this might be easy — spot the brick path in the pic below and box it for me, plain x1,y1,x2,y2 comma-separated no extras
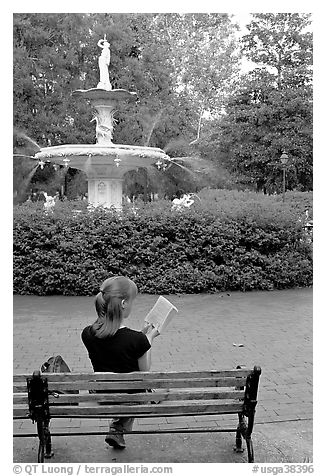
13,288,312,435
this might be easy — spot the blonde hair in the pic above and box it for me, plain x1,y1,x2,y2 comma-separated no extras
91,276,138,338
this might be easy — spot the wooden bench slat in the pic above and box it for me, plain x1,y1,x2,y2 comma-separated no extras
13,369,250,383
13,401,243,418
13,389,245,405
14,376,247,393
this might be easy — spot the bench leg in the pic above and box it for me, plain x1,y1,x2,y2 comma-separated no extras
234,413,245,453
44,421,54,459
234,427,244,453
36,420,45,463
234,413,255,462
246,436,254,463
36,419,54,462
246,409,256,463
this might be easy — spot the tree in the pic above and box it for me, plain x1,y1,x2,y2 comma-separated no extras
241,13,312,89
213,13,313,192
156,14,240,112
13,13,94,146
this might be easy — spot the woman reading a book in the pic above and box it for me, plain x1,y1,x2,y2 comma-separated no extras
81,276,159,449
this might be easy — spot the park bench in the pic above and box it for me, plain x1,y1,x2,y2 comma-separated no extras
13,366,261,463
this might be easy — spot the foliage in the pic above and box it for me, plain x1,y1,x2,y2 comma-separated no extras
13,14,93,146
13,191,312,295
198,13,313,193
241,13,312,88
217,70,312,192
155,14,240,115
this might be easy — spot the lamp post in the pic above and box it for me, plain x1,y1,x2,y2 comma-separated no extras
280,151,289,202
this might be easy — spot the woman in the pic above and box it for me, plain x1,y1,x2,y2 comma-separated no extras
81,276,159,449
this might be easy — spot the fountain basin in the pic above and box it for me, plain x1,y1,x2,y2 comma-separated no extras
35,144,169,208
72,88,138,102
35,144,169,177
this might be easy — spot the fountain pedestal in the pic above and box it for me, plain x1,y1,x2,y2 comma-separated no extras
88,178,123,208
70,88,138,209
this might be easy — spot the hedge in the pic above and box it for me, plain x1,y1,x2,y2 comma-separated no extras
13,191,313,295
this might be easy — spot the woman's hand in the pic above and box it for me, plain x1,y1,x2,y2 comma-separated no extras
142,323,160,337
147,325,160,339
142,323,160,343
141,323,152,334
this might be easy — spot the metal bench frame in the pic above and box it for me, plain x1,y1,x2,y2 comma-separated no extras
14,366,261,463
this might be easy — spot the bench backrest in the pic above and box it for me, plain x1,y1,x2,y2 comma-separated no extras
13,367,261,420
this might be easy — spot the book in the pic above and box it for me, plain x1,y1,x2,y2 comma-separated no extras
144,296,178,334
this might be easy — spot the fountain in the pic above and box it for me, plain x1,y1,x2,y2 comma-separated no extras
35,35,170,209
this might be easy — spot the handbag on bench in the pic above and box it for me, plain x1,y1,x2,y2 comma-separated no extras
41,355,78,405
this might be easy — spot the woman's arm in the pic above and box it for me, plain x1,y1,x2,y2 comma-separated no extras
138,326,159,371
138,348,152,371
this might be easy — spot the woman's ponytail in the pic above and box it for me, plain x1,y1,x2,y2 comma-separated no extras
105,295,123,335
91,276,137,338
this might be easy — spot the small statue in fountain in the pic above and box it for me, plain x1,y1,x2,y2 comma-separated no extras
91,115,113,144
97,35,112,91
43,192,56,213
172,194,195,211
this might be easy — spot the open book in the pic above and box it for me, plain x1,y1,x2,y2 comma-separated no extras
144,296,178,334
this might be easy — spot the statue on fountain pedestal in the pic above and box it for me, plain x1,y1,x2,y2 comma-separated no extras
97,35,112,91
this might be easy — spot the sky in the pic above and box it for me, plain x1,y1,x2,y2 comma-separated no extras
231,13,256,73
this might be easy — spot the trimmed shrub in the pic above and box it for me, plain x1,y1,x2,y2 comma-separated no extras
13,191,312,295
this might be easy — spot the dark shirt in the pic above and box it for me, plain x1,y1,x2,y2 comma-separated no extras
81,325,151,373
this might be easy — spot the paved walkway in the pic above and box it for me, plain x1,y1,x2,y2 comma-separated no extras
13,288,313,462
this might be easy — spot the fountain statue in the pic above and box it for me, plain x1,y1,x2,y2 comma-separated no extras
35,36,170,209
97,35,112,91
